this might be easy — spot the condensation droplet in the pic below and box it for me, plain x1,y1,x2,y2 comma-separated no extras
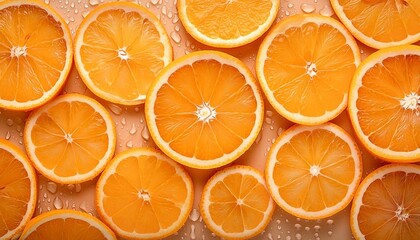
172,14,179,24
255,131,262,144
305,226,310,231
70,2,75,8
89,0,99,6
285,10,290,16
107,103,123,115
5,131,10,140
314,225,321,231
170,31,181,44
301,3,315,13
151,0,159,4
75,183,82,193
129,124,137,135
296,233,302,240
265,117,273,125
287,3,293,8
190,224,196,239
141,126,150,141
189,208,200,222
46,182,57,194
266,110,273,117
53,197,63,209
320,5,334,17
6,118,13,126
43,193,48,199
67,184,75,191
82,11,90,18
277,127,284,136
126,140,133,148
44,0,50,4
161,6,167,15
121,117,126,126
294,223,301,230
79,201,89,212
327,219,334,225
328,231,333,236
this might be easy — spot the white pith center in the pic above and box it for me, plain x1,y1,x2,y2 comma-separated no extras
64,133,73,143
310,165,321,176
306,62,317,78
196,102,216,123
118,47,129,60
11,46,27,57
237,198,244,205
139,190,150,202
400,92,419,116
395,205,409,221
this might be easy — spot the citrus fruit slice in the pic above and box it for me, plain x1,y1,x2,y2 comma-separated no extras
96,147,193,239
351,163,420,240
177,0,280,48
24,93,116,184
0,0,73,111
0,139,37,239
74,1,172,105
330,0,420,49
145,50,264,169
265,123,362,219
19,209,116,240
256,13,361,125
348,45,420,163
200,165,274,239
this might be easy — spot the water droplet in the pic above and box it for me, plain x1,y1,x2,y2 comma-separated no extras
287,3,293,8
190,224,196,239
79,201,89,212
107,103,123,115
277,127,284,136
44,0,50,4
301,3,315,13
314,225,321,231
305,226,310,231
328,231,333,236
172,15,179,24
294,223,301,230
285,10,290,16
265,117,273,125
161,6,167,15
189,208,200,222
296,233,302,240
266,110,273,117
75,183,82,193
255,131,262,143
43,193,48,199
5,131,10,140
53,197,63,209
67,184,75,191
70,2,75,8
121,117,126,126
151,0,159,4
268,233,273,240
170,31,181,44
141,126,150,141
327,219,334,225
320,5,334,17
89,0,99,6
126,140,133,148
82,11,89,18
129,124,137,135
6,118,13,126
167,11,173,18
46,182,57,194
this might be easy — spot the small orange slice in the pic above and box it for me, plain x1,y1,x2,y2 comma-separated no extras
96,147,194,239
0,0,73,110
74,1,172,105
256,14,361,125
351,163,420,240
145,50,264,169
0,139,37,239
265,123,362,219
19,209,116,240
348,45,420,162
200,165,274,239
24,93,116,184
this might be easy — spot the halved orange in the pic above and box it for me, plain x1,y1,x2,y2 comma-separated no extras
24,93,116,184
0,139,37,239
96,147,194,239
351,163,420,240
200,165,274,239
74,1,172,105
145,50,264,169
256,14,361,125
177,0,280,48
0,0,73,110
19,209,116,239
265,122,362,219
330,0,420,49
348,45,420,163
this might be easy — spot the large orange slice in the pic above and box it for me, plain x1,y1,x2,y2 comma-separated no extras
96,147,194,239
145,50,264,169
348,45,420,162
0,139,37,239
0,0,73,110
74,1,172,105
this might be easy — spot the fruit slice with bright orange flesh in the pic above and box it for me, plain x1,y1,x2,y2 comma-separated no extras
265,123,362,219
145,50,264,169
351,163,420,240
256,14,361,125
24,93,116,184
0,0,73,111
330,0,420,49
0,139,37,239
74,1,172,105
96,147,193,239
19,209,116,240
200,165,274,239
177,0,280,48
348,45,420,163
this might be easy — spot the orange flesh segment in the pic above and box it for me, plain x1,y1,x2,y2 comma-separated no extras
30,101,110,177
153,59,257,160
263,22,356,117
356,54,420,152
273,129,355,212
80,9,167,101
102,155,189,233
0,4,66,103
358,171,420,239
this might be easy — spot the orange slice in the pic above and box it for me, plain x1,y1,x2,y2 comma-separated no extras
19,209,116,239
330,0,420,49
351,163,420,240
177,0,280,48
256,13,361,125
348,45,420,163
24,93,116,184
74,1,172,105
265,123,362,219
0,0,73,111
0,139,37,239
145,50,264,169
200,165,274,239
96,147,193,239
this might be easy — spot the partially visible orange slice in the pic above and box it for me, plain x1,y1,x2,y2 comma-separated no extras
0,0,73,110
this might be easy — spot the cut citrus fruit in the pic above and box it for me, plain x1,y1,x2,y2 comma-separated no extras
177,0,280,48
19,209,116,239
256,13,361,125
265,122,362,219
351,163,420,240
24,93,116,184
200,165,274,239
96,147,194,239
0,0,73,111
348,45,420,163
74,1,172,105
0,139,37,240
145,50,264,169
330,0,420,49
